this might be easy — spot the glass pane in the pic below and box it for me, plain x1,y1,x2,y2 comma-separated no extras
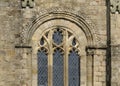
53,28,63,45
72,38,76,46
53,48,64,86
40,37,44,45
37,48,48,86
69,49,80,86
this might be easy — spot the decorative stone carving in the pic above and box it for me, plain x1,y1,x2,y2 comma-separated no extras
110,0,120,13
21,7,96,45
21,0,34,8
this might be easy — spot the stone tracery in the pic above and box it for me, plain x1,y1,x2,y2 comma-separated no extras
37,27,80,86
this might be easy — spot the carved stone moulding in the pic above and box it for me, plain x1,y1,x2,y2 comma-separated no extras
20,7,99,48
110,0,120,13
21,0,34,8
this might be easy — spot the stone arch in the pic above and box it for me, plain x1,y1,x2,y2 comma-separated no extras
23,10,96,47
23,9,97,86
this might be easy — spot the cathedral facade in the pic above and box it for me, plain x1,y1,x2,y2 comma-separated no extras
0,0,120,86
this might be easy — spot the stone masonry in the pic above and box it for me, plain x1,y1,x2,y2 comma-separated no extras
0,0,119,86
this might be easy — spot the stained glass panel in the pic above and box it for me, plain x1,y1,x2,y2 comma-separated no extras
37,48,48,86
72,38,76,46
40,37,44,45
53,48,64,86
69,49,80,86
53,28,63,45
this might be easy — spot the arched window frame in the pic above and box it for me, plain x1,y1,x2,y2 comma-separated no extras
37,27,81,86
28,11,95,86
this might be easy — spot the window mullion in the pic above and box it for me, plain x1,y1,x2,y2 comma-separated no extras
48,30,53,86
64,30,69,86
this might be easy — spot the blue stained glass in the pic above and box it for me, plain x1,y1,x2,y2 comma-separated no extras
40,37,44,45
53,48,64,86
37,48,48,86
69,49,80,86
53,29,63,45
72,38,76,46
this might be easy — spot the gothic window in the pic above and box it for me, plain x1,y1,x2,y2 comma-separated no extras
37,27,80,86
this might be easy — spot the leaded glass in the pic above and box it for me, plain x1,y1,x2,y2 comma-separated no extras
37,48,48,86
53,48,64,86
69,49,80,86
40,37,44,45
53,28,63,45
37,27,81,86
72,38,76,46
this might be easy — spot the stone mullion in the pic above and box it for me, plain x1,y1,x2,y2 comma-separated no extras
48,30,53,86
64,30,69,86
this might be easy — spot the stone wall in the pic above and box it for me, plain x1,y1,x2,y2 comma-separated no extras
111,14,120,86
0,0,108,86
93,50,106,86
0,0,21,86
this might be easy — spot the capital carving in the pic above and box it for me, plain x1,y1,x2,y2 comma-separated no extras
110,0,120,13
21,0,34,8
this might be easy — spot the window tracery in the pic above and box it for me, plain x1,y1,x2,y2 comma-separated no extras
37,27,80,86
